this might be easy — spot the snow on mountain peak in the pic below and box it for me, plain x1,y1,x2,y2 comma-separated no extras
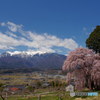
5,50,47,56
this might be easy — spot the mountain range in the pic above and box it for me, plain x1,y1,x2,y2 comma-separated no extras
0,51,66,71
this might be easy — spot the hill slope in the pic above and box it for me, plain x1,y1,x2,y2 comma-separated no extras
0,52,66,70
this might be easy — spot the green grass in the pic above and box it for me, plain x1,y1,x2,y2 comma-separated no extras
0,91,99,100
0,96,75,100
0,96,99,100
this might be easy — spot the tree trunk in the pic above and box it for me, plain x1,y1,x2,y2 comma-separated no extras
0,95,5,100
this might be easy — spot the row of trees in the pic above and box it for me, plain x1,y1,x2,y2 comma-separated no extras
63,26,100,90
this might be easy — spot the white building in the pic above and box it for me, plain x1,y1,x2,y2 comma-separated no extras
66,84,74,92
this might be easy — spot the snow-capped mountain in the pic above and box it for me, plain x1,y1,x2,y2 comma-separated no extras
0,51,47,58
0,51,66,70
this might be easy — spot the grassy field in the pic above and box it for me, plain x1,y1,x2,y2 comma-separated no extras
0,96,74,100
0,96,99,100
0,92,99,100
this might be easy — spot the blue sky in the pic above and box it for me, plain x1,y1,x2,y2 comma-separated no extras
0,0,100,55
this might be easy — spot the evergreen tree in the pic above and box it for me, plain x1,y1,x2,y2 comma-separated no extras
86,26,100,53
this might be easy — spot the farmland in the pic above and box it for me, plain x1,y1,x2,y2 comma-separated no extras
0,70,99,100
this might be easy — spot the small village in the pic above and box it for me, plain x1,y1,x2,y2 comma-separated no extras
0,70,67,98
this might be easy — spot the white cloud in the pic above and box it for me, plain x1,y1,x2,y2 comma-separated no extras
0,44,15,50
5,31,17,38
0,21,79,53
7,22,23,32
0,22,23,32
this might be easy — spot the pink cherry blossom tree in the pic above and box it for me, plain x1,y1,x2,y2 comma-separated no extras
62,48,100,90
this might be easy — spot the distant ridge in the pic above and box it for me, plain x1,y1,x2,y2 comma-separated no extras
0,51,66,70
